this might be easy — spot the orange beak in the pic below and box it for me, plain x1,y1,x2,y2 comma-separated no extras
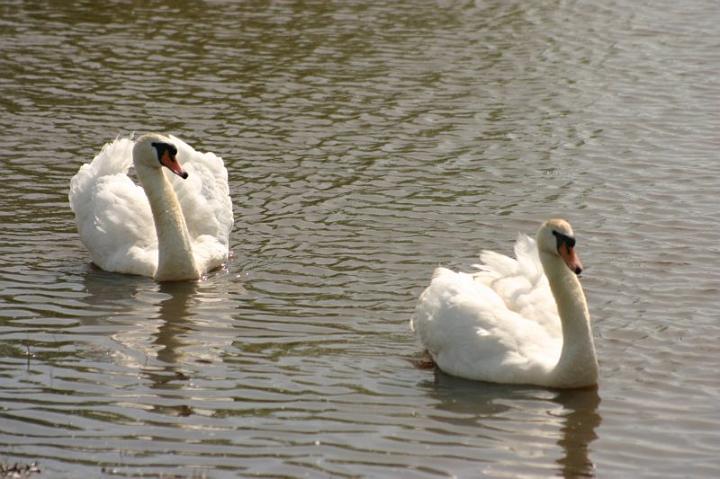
559,243,583,275
159,150,188,179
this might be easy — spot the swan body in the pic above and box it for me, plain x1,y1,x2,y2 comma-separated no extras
69,133,233,281
412,219,598,388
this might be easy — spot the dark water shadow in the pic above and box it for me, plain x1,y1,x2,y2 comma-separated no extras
422,369,601,478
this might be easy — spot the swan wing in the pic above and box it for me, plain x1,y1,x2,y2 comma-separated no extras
69,138,157,276
413,267,559,383
165,135,234,273
471,234,561,338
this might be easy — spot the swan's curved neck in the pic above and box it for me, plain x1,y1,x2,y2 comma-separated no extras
136,163,199,281
540,252,598,388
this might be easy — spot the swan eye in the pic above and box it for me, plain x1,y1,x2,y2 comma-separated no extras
151,142,178,161
552,230,576,249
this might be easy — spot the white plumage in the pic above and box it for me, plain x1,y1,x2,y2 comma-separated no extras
69,134,233,281
412,220,598,388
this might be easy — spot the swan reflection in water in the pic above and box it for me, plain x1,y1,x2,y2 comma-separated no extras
143,281,203,418
421,371,601,478
553,387,601,478
153,281,201,365
78,269,241,418
80,270,236,375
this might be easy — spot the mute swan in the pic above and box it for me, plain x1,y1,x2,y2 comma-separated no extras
412,219,598,388
69,133,233,281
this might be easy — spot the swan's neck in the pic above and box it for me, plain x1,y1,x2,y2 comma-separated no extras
540,252,598,388
136,164,199,281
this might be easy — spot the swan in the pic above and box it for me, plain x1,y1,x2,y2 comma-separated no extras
412,219,598,388
69,133,233,281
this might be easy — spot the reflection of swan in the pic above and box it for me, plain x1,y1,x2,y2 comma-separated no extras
76,270,241,420
69,133,233,281
421,369,601,478
154,281,199,365
412,219,598,388
554,388,602,478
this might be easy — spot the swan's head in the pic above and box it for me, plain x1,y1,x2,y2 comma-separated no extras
536,219,583,275
133,133,188,179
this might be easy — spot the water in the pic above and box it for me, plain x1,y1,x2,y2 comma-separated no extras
1,0,719,477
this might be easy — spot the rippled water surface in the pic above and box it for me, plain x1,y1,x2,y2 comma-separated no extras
1,0,719,477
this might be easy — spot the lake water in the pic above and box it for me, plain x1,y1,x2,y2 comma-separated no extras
1,0,719,477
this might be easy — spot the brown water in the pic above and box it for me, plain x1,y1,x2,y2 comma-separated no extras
1,1,719,477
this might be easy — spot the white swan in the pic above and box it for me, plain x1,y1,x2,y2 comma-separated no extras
69,133,233,281
412,219,598,388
